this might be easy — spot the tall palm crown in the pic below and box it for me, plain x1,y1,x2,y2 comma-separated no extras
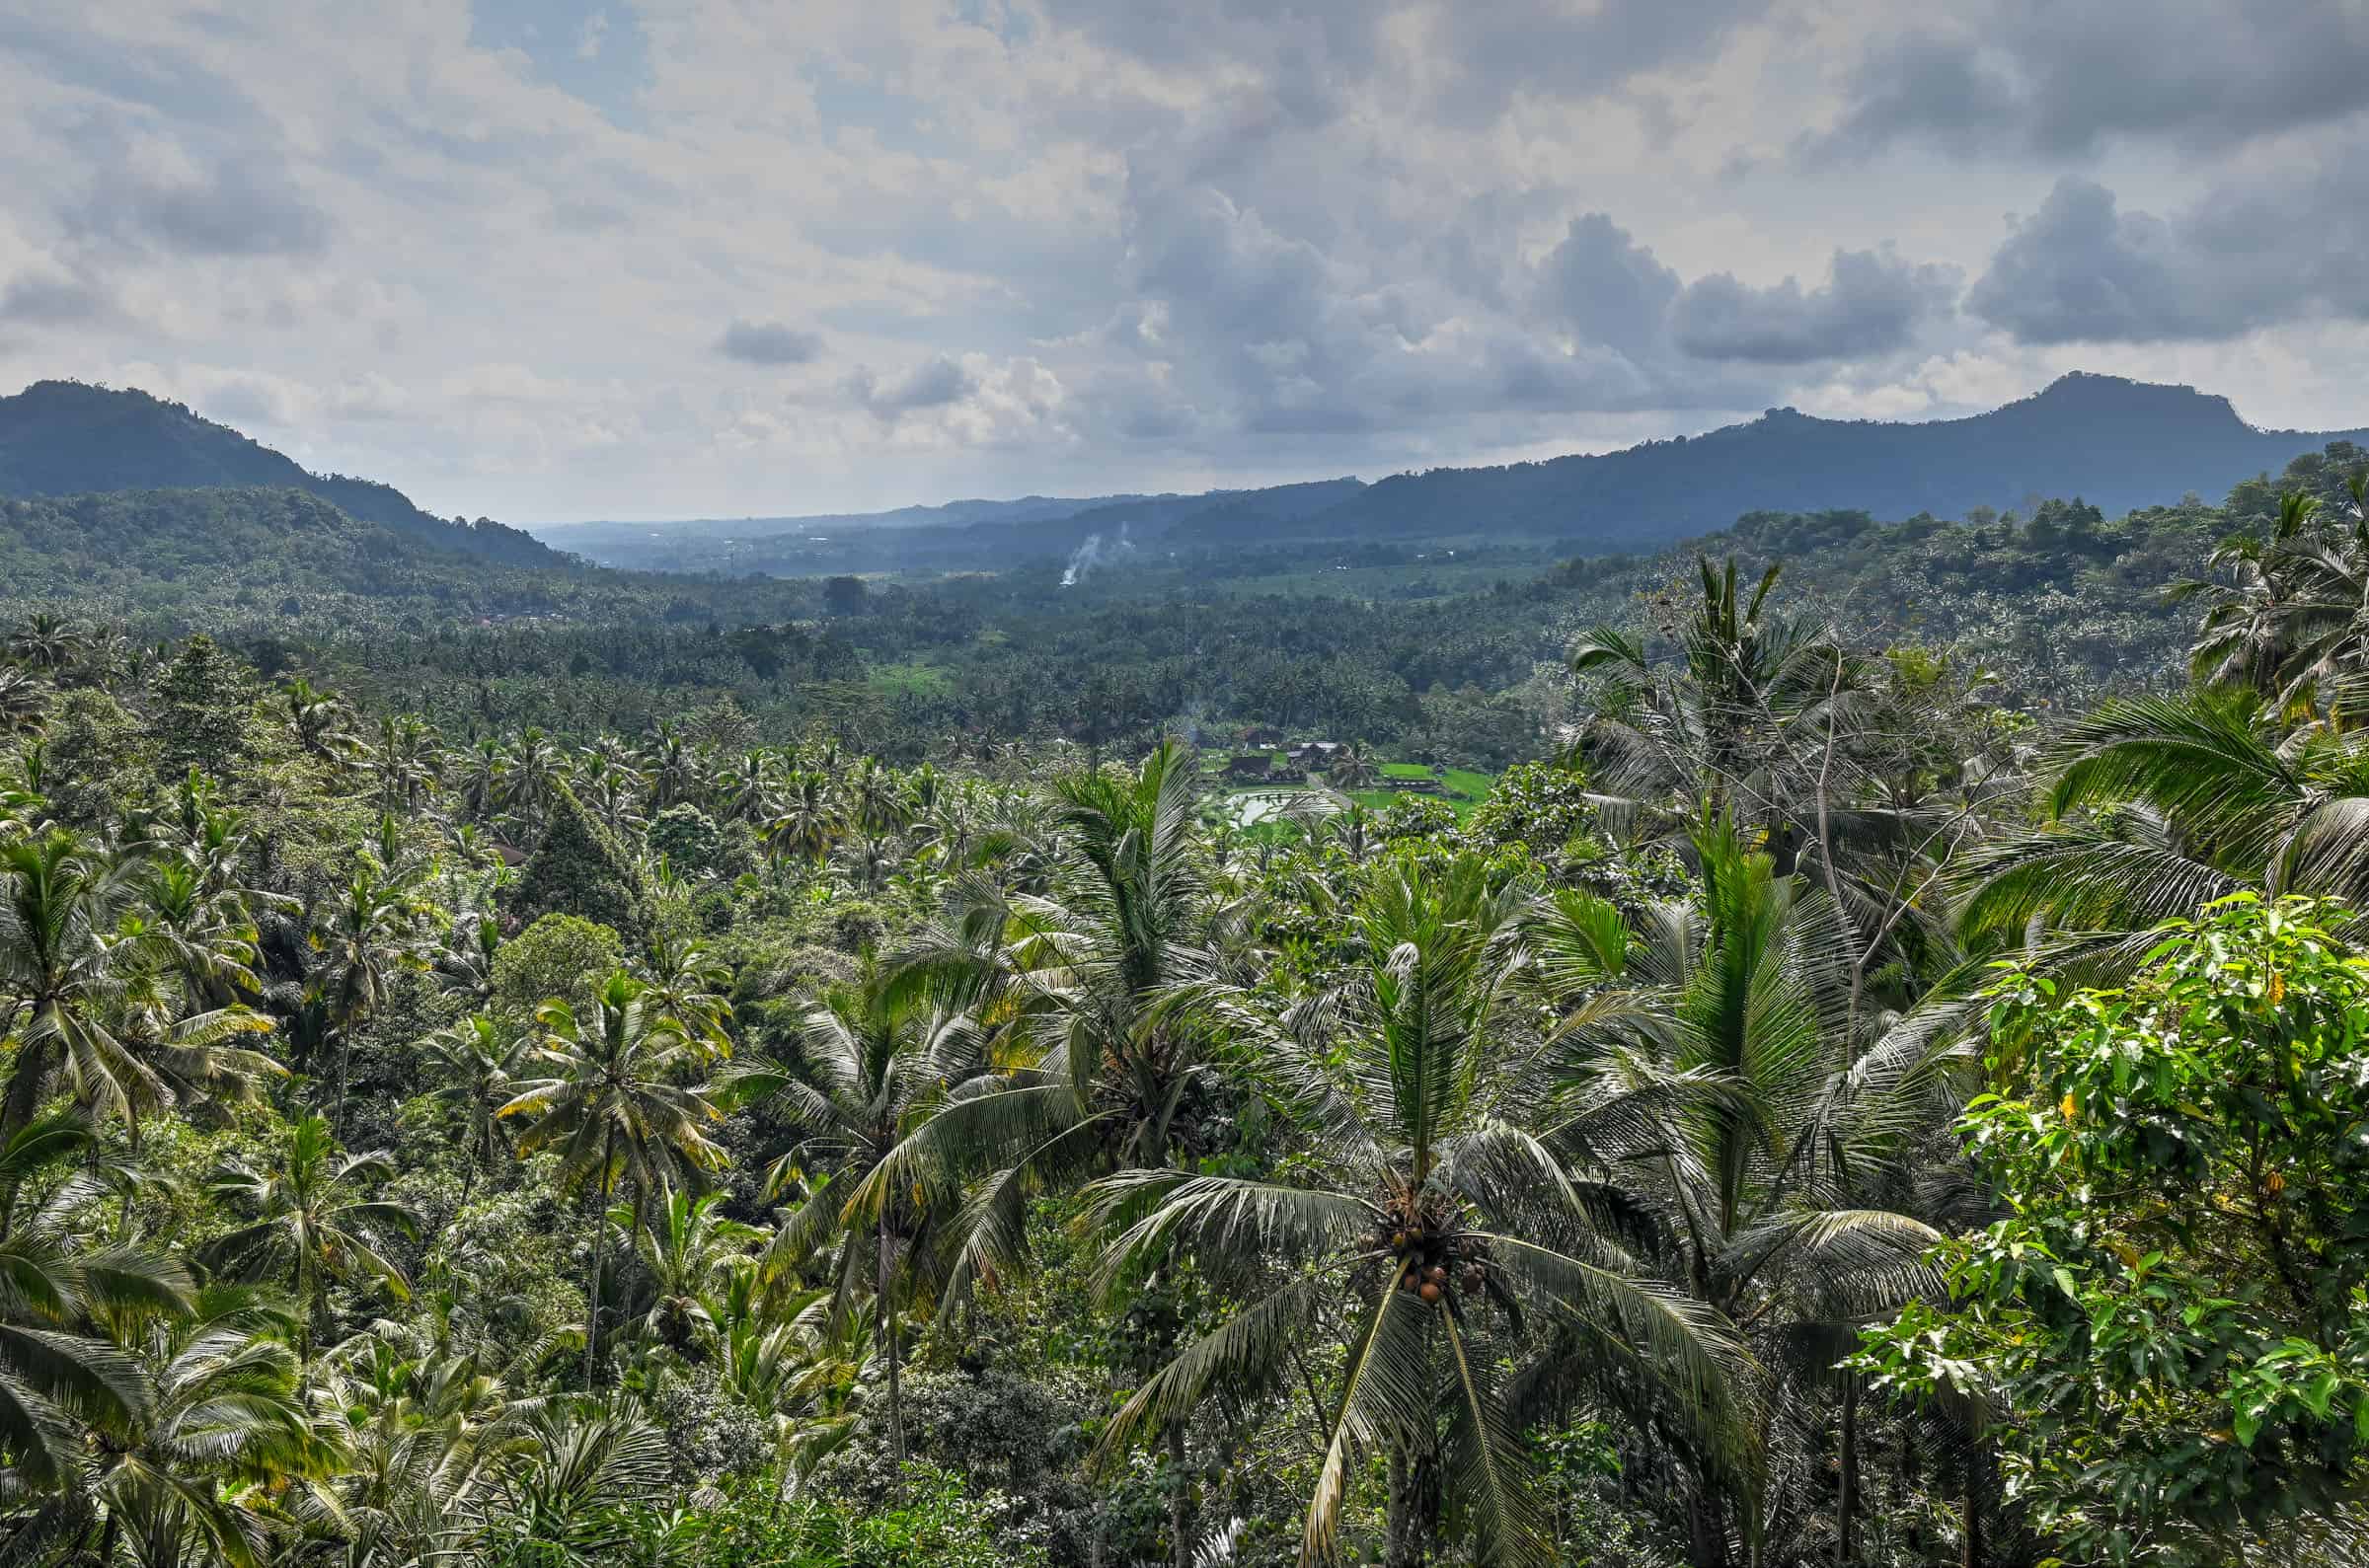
0,1114,194,1501
87,1287,327,1568
497,970,726,1384
1950,694,2369,956
2177,484,2369,709
1094,859,1747,1568
762,770,844,867
860,739,1226,1310
420,1011,527,1202
316,859,436,1130
1572,558,2006,1014
732,968,982,1461
369,712,443,813
1551,824,1955,1561
0,666,50,737
281,676,364,769
0,830,154,1136
200,1113,419,1359
1571,559,1845,842
8,612,85,673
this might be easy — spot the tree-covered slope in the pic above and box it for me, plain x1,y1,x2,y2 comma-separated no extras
0,380,558,565
1303,372,2369,550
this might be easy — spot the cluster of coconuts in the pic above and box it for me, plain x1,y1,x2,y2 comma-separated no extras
1377,1223,1487,1306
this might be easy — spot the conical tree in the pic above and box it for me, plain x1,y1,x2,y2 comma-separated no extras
509,784,645,938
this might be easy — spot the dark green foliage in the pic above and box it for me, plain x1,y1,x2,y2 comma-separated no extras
151,633,251,780
509,784,646,936
649,803,728,880
492,912,626,1015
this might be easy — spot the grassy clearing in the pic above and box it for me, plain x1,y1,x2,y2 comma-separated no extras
1346,763,1497,820
867,660,953,697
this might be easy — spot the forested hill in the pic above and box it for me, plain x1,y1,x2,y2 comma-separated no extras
0,380,559,566
540,372,2369,575
1303,372,2369,549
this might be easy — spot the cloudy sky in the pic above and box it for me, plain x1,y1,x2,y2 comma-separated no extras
2,1,2364,522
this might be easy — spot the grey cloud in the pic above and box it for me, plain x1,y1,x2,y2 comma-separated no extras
1967,170,2369,344
1818,3,2369,161
1447,1,1774,112
1671,249,1959,363
0,272,111,328
1967,180,2201,343
849,355,977,416
716,320,824,365
65,146,331,258
1108,172,1800,443
1537,214,1679,366
1043,1,1771,122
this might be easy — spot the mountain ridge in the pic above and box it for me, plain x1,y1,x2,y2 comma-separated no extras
0,380,560,567
539,373,2369,574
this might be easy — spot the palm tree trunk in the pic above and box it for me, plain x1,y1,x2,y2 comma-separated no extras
1167,1422,1191,1568
295,1245,314,1365
878,1214,903,1464
1689,1492,1733,1568
1387,1444,1414,1568
584,1127,616,1389
1838,1373,1860,1567
1961,1435,1988,1568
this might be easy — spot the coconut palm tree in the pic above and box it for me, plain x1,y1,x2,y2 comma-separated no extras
281,676,364,770
63,964,278,1157
1949,693,2369,958
85,1286,326,1568
315,860,437,1133
727,968,982,1464
369,712,443,815
2177,489,2369,711
455,738,507,827
1092,857,1749,1568
419,1012,527,1207
762,770,844,869
614,1182,767,1353
846,757,910,839
200,1114,420,1363
0,829,152,1138
0,665,50,735
1329,741,1379,790
470,1396,673,1567
503,728,565,839
577,754,649,840
8,612,84,673
133,858,264,1010
859,740,1229,1314
0,1113,193,1516
310,1308,540,1565
497,970,727,1387
1545,822,1957,1564
635,931,734,1058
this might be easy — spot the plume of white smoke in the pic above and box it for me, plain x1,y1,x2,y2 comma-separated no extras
1060,521,1136,587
